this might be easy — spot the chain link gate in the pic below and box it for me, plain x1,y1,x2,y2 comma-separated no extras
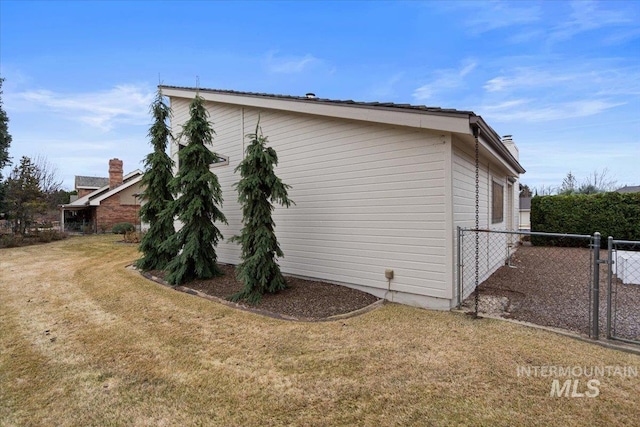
457,229,640,346
606,237,640,345
459,117,638,344
457,228,597,336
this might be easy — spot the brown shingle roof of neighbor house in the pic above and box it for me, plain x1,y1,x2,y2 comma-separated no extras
159,85,525,175
75,175,109,189
616,185,640,193
520,196,532,210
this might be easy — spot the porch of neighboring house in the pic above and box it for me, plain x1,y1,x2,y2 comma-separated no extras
61,206,96,233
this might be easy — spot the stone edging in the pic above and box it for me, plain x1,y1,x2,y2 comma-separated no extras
127,265,384,322
451,309,640,356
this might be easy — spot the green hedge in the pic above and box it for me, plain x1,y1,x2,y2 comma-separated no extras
531,192,640,246
112,222,135,235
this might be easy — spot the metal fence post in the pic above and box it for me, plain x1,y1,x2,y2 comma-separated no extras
457,226,462,308
592,232,600,340
606,236,613,340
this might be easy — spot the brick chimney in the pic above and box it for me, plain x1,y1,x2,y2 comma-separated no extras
109,158,123,189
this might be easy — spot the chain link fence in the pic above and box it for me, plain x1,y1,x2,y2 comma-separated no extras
458,229,595,335
607,238,640,344
457,228,640,344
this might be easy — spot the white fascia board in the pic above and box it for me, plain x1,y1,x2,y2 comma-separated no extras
59,204,89,210
161,87,471,135
89,174,143,206
123,169,143,181
68,190,103,206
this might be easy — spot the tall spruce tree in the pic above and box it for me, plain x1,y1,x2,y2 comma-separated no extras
136,89,177,271
0,78,13,212
230,121,293,304
165,94,227,285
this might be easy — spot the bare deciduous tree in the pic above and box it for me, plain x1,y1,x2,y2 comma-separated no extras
579,168,617,194
32,154,63,194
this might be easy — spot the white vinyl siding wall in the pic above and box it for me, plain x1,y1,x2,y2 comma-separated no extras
170,99,450,301
452,137,511,300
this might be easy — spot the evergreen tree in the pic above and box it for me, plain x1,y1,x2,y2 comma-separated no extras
559,171,577,195
5,156,46,234
136,90,177,271
230,121,293,304
519,183,532,198
165,94,227,285
0,78,13,212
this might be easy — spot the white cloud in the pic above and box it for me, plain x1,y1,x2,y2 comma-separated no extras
450,1,542,35
483,99,624,122
265,51,319,74
412,85,433,101
412,60,477,101
549,0,634,42
459,62,477,77
602,27,640,45
481,64,640,122
483,68,576,93
368,72,404,99
11,84,154,131
482,99,529,110
483,61,640,96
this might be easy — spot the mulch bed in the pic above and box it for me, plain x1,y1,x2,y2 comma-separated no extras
464,244,640,341
145,264,381,321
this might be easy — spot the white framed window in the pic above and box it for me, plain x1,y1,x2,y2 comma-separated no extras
178,143,228,169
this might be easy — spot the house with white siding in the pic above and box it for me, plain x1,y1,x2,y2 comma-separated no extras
159,86,525,309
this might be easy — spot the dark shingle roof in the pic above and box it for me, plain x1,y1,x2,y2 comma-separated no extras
159,86,476,117
616,185,640,193
75,176,109,189
520,197,532,210
159,85,526,175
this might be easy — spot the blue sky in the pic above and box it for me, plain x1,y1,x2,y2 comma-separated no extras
1,0,638,191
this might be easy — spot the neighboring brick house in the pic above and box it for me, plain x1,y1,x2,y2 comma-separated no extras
60,159,144,232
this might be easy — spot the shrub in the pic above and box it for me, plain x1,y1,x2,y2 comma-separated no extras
124,230,141,243
0,234,22,248
531,192,640,246
0,230,67,248
36,230,68,243
112,222,135,235
38,230,54,243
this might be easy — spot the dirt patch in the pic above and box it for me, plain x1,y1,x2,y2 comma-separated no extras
145,264,381,321
463,244,640,341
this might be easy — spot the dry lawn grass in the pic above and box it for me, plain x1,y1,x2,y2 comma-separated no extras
1,235,639,426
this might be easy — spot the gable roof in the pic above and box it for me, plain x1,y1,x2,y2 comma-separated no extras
159,85,525,175
63,170,143,207
75,175,109,189
520,196,532,210
616,185,640,193
162,86,478,116
88,171,143,206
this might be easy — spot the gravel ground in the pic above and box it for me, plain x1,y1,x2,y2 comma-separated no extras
146,264,380,321
463,244,640,341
